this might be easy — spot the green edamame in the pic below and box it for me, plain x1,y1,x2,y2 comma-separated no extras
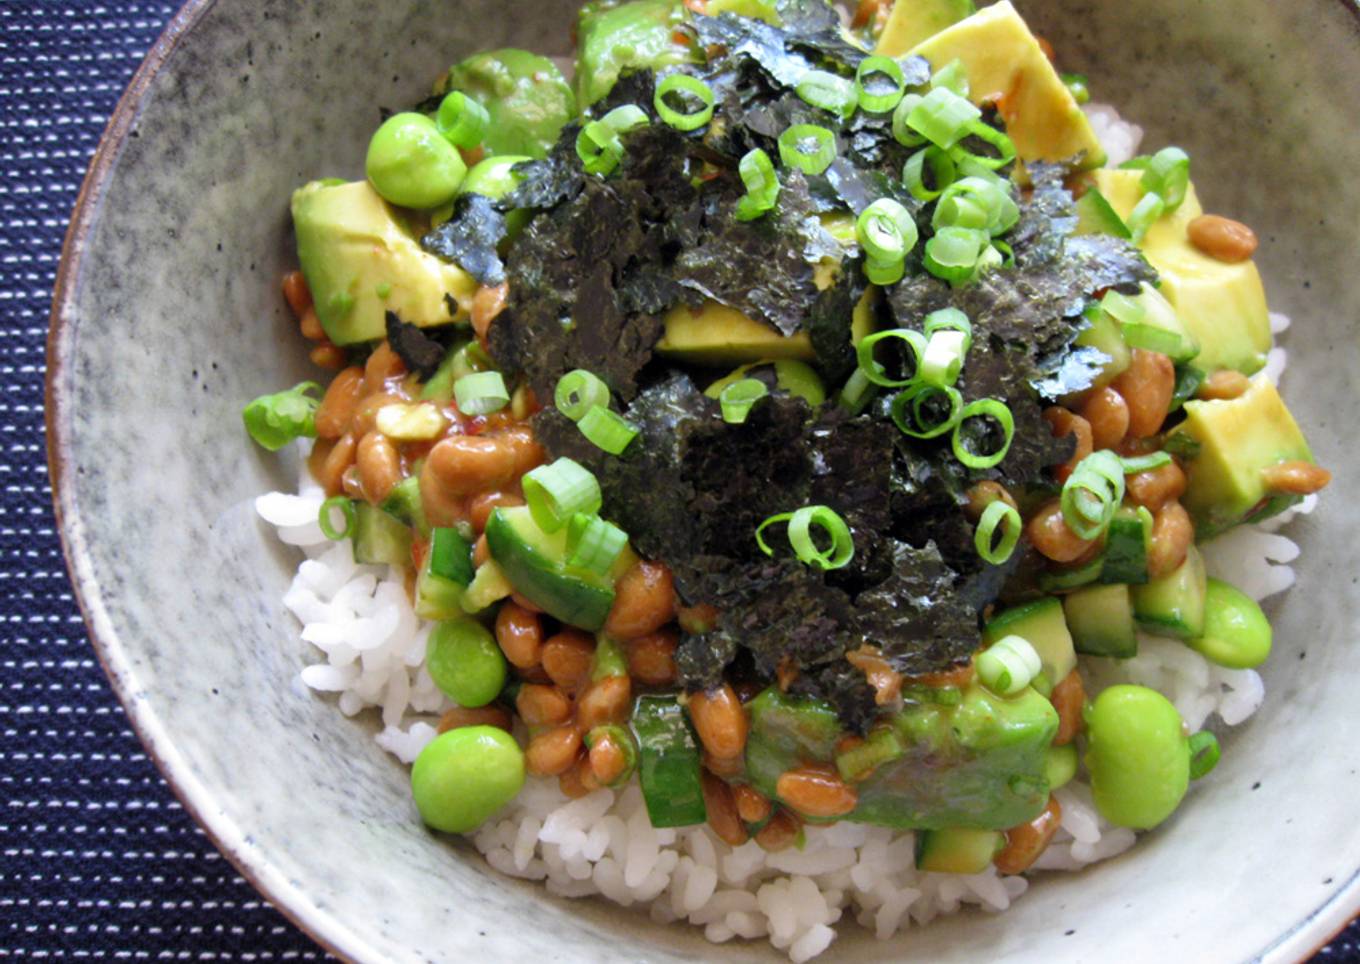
411,726,524,833
1186,578,1272,669
365,112,466,209
1084,684,1190,829
426,619,507,708
461,154,533,201
1045,742,1078,791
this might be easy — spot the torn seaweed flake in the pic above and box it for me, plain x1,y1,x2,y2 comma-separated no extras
384,312,446,379
421,193,508,286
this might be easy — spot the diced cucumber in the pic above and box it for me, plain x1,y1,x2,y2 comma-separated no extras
1063,583,1137,658
1074,187,1131,239
1073,305,1130,389
982,597,1076,695
916,827,1004,874
632,695,707,828
1045,743,1078,791
352,502,412,567
1132,545,1207,640
835,725,904,784
415,563,466,620
429,527,475,585
1100,505,1151,585
420,339,489,403
1129,283,1200,365
380,476,429,537
1037,555,1104,593
461,560,513,613
484,506,617,630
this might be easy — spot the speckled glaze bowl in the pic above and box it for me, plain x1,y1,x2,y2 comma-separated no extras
48,0,1360,960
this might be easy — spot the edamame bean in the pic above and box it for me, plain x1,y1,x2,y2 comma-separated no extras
461,154,533,200
411,725,524,833
365,112,466,209
426,619,507,708
1084,685,1189,829
1186,578,1272,669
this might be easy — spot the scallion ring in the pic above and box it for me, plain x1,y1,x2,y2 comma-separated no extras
565,513,629,576
786,505,855,570
1119,451,1173,474
318,496,357,541
933,175,1020,237
864,257,906,286
949,120,1016,172
856,328,928,388
854,55,907,113
922,307,972,353
719,378,768,424
919,329,969,386
951,397,1015,469
905,86,981,150
577,404,639,455
891,93,927,147
1126,191,1166,244
976,634,1041,696
924,226,989,285
778,123,837,175
838,367,877,415
452,370,510,415
522,457,603,533
755,511,794,557
902,146,957,201
554,369,611,422
856,198,919,262
599,103,649,134
735,148,780,222
974,499,1022,565
889,382,963,438
1188,731,1221,780
435,91,490,148
576,120,624,176
654,74,715,132
1059,450,1126,539
796,69,857,119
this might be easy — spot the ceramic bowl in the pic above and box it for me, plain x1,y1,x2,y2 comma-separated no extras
48,0,1360,960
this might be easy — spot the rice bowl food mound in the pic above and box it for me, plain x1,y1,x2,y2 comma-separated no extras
243,2,1331,959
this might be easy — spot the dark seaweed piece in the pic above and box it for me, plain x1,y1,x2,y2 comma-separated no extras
805,268,866,384
855,539,980,676
383,312,445,379
792,661,879,733
421,194,508,286
675,628,738,689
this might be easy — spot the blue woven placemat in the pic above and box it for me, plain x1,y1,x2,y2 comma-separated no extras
0,0,1355,958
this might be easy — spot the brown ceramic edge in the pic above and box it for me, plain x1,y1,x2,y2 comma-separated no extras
43,3,358,962
40,0,1360,961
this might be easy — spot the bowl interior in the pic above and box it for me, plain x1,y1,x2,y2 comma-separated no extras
49,0,1360,960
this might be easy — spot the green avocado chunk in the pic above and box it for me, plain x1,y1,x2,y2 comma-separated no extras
1132,544,1207,641
744,683,1058,831
484,506,619,630
291,180,475,345
1167,374,1317,537
576,0,693,108
438,49,576,159
876,0,976,55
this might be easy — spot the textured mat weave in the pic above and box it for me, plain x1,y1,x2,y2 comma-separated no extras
0,0,1355,959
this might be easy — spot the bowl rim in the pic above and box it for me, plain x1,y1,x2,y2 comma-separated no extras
43,1,1360,961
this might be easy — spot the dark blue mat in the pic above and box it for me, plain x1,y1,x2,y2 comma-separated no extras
1,0,1355,958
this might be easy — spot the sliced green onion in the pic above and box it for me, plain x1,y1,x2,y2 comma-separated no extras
1128,146,1191,213
1100,289,1146,325
1120,323,1184,356
952,398,1015,469
902,146,957,201
974,499,1021,565
242,381,321,451
599,103,649,134
778,123,837,175
922,307,972,353
856,198,919,262
522,458,603,533
654,74,715,132
318,496,357,541
855,55,907,113
924,226,989,285
577,405,639,455
1126,191,1165,244
976,634,1041,696
554,369,612,422
951,121,1016,172
919,329,968,386
757,506,854,570
576,120,624,176
1059,450,1126,540
991,238,1015,268
735,148,781,221
1119,451,1173,474
891,93,927,147
864,257,906,286
435,91,490,148
796,70,857,119
890,382,963,438
719,378,768,424
930,58,970,98
565,513,628,576
1062,72,1091,105
839,367,877,415
453,371,510,415
933,175,1019,236
1188,731,1221,780
856,328,928,387
906,87,981,150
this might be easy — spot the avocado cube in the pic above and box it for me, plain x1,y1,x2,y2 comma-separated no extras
1169,375,1316,537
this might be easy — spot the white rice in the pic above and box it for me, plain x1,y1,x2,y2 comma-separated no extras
257,104,1310,958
